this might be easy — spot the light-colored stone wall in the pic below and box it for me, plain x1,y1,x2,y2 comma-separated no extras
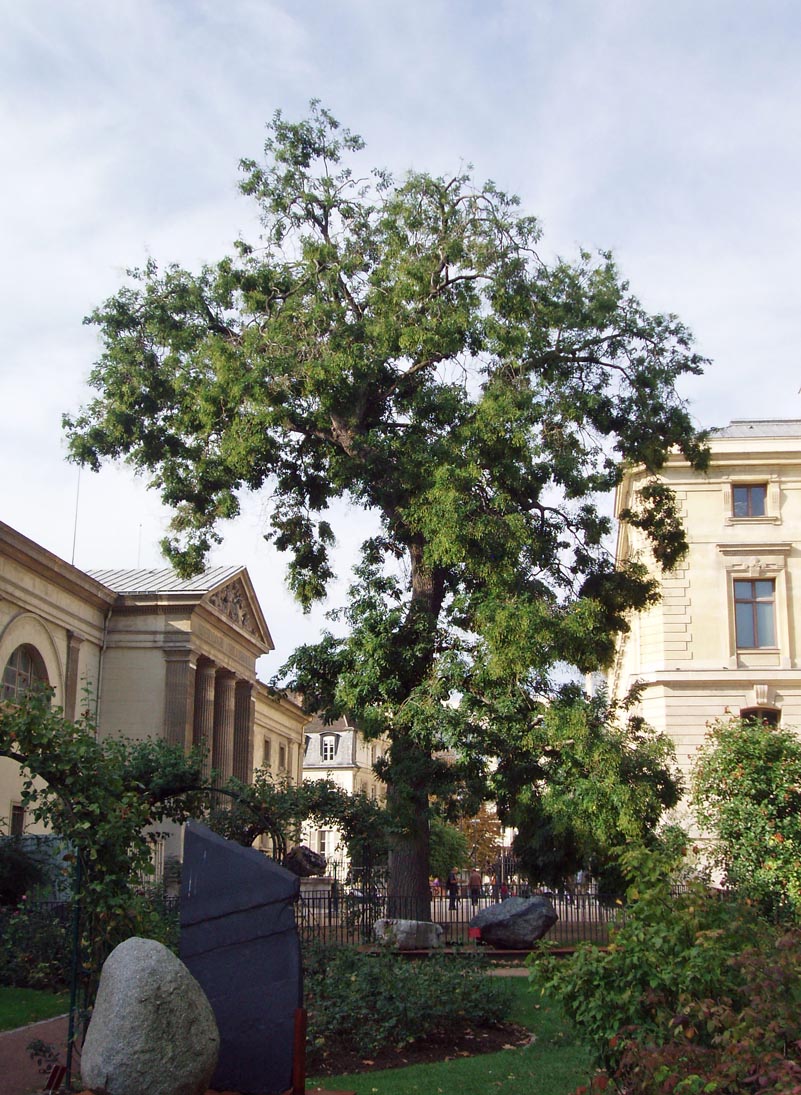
610,424,801,811
0,522,305,856
253,684,308,785
0,523,114,833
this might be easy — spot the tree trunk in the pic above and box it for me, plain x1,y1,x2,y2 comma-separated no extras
384,538,444,920
386,772,431,921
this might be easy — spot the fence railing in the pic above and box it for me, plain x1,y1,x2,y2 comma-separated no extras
296,885,624,949
2,888,625,991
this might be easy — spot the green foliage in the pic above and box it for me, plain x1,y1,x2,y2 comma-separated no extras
206,769,389,865
304,944,513,1066
493,689,682,890
692,716,801,919
610,931,801,1094
0,901,70,990
429,818,470,880
308,978,592,1095
0,690,206,987
530,846,762,1075
64,101,708,898
0,838,45,905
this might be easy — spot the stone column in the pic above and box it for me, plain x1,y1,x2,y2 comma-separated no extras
164,649,194,750
212,670,236,786
232,681,255,783
193,658,217,779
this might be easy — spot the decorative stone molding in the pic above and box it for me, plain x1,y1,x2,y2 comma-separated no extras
208,580,259,638
717,542,791,576
751,683,776,708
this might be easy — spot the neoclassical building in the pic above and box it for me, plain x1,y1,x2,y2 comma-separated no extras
609,419,801,791
0,521,307,857
301,714,388,876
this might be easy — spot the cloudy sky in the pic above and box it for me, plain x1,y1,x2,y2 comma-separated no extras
2,0,800,675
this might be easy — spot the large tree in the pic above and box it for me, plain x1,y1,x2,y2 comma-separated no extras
65,103,706,915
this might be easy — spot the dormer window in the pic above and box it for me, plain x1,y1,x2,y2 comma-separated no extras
732,483,767,518
321,735,337,762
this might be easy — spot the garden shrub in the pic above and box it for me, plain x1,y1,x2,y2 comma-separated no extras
0,900,71,990
692,716,801,921
303,943,513,1066
529,846,762,1073
610,930,801,1094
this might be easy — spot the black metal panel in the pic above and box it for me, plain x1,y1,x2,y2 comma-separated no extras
180,822,302,1095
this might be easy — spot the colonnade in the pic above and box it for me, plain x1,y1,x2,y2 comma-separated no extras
163,651,255,785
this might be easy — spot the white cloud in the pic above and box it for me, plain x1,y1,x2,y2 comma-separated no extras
2,0,801,666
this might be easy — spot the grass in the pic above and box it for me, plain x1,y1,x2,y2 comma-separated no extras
0,987,69,1031
307,977,593,1095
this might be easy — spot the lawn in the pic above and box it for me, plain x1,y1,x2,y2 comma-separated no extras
306,977,593,1095
0,987,69,1031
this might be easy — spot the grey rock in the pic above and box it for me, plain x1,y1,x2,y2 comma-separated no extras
81,936,219,1095
282,843,327,877
373,918,444,949
469,896,557,948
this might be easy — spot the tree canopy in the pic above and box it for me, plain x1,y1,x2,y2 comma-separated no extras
64,102,707,908
490,687,682,891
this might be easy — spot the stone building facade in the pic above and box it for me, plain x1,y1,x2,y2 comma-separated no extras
609,419,801,796
301,714,388,877
0,521,307,857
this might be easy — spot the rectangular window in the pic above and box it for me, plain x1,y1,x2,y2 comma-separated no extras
733,484,767,517
262,738,272,768
278,742,287,770
734,579,776,647
10,804,25,836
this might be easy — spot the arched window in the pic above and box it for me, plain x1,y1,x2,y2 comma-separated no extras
740,706,780,727
321,735,337,762
2,644,48,701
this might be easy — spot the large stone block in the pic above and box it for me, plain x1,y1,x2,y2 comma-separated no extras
469,895,557,948
180,822,302,1095
81,936,219,1095
373,918,444,949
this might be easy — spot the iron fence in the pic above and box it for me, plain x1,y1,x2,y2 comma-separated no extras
296,883,624,949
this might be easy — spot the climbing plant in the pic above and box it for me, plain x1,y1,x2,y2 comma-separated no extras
206,769,389,868
0,689,207,982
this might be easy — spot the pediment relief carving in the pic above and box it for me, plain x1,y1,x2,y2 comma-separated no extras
207,578,260,639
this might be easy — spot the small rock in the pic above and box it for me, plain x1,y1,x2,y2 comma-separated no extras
373,918,444,949
469,896,557,948
81,936,219,1095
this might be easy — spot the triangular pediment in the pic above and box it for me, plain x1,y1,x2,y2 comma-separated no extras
206,572,274,651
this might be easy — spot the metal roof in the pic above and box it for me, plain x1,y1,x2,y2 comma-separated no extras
711,419,801,439
88,565,243,595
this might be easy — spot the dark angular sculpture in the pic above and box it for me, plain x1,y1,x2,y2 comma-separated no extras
180,822,302,1094
469,895,558,948
283,843,327,877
